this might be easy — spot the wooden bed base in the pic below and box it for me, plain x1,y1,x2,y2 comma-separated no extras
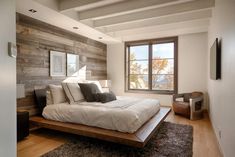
30,107,171,148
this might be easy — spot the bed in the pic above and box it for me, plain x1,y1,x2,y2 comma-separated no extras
31,89,171,147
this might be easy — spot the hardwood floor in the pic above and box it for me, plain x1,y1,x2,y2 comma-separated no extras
17,111,223,157
166,111,222,157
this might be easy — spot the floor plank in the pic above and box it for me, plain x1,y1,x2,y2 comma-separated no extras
166,111,222,157
17,110,223,157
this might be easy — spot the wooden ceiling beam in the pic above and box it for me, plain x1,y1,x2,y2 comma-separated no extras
79,0,184,20
59,0,124,12
108,19,209,37
97,9,212,33
93,0,214,27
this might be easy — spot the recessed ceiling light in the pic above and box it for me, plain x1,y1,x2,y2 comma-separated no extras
98,37,103,39
73,27,79,30
28,9,37,13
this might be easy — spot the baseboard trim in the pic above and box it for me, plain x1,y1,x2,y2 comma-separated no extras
208,112,224,157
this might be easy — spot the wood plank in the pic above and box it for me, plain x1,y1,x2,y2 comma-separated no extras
87,76,107,80
17,13,106,50
17,25,74,47
30,117,141,147
16,13,107,116
30,107,171,148
135,107,171,145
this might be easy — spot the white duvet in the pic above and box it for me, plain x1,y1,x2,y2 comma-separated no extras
42,96,160,133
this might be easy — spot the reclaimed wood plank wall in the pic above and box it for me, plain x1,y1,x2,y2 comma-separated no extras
16,13,107,116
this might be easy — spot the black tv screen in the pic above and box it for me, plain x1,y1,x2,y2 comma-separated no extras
210,38,221,80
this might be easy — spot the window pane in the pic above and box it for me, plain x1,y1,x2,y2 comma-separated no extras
130,45,148,60
152,75,174,90
152,43,174,59
129,74,148,89
130,60,148,74
152,59,174,74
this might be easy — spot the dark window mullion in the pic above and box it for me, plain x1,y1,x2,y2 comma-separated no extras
152,74,174,76
128,46,131,90
152,58,174,60
174,40,178,94
129,59,149,61
149,43,152,90
128,74,148,76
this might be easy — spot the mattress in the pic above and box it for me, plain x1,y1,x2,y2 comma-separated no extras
42,96,160,133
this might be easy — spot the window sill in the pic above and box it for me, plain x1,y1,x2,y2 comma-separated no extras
125,89,176,95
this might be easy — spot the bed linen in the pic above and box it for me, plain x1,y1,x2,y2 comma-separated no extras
42,96,160,133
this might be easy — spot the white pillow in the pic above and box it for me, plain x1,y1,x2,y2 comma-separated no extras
62,77,86,83
86,80,103,93
46,90,53,105
62,82,85,104
48,84,67,104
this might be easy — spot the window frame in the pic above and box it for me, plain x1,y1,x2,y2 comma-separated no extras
124,36,178,94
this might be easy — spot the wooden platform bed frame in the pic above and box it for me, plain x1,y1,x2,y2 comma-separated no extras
30,107,171,148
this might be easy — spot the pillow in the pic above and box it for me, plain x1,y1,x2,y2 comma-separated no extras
95,92,117,103
62,77,86,83
48,84,67,104
86,80,103,93
78,83,101,102
62,82,85,104
46,90,53,105
34,89,46,116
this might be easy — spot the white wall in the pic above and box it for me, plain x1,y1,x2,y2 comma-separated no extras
107,32,207,106
178,33,208,93
0,0,16,156
208,0,235,156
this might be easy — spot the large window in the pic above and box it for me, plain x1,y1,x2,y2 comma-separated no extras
125,37,178,94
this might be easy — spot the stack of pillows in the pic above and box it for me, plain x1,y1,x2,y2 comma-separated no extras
47,80,116,105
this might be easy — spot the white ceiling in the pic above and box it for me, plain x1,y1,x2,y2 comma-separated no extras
16,0,215,44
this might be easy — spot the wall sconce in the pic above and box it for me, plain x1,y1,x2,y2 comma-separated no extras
17,84,25,99
80,55,87,62
99,80,111,92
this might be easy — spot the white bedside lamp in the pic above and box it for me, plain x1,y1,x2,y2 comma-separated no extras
99,80,111,92
17,84,25,99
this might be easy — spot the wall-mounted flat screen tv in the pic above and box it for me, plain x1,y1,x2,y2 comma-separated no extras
210,38,221,80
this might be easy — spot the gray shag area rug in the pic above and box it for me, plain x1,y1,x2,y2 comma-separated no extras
42,122,193,157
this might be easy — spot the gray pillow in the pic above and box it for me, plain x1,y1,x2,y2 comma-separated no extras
95,91,117,103
78,83,101,102
62,82,85,104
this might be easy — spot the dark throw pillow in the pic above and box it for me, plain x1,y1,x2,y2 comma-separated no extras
34,89,46,116
95,91,117,103
78,83,101,102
